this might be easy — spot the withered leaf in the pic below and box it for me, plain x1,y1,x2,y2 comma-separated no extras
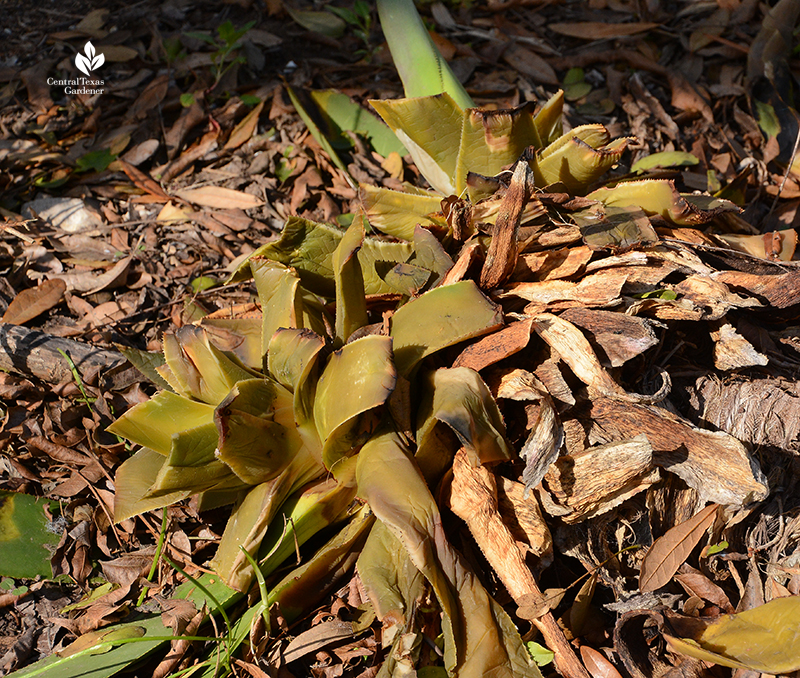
2,279,66,325
639,504,718,593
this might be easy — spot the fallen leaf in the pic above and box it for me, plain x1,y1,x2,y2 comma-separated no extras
224,99,265,150
639,504,718,593
174,186,264,210
2,279,66,325
548,22,660,40
580,646,624,678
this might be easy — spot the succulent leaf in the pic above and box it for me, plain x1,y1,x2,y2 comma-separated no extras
107,390,215,456
390,280,504,377
332,217,368,346
313,335,397,469
113,448,191,522
359,183,443,241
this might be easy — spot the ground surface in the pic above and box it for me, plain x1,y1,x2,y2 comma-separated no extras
1,1,800,677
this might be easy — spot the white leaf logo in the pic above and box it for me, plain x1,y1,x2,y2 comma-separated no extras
75,41,104,76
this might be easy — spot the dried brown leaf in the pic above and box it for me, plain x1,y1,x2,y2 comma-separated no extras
548,22,659,39
174,186,264,210
580,646,624,678
2,279,66,325
224,100,265,150
639,504,718,593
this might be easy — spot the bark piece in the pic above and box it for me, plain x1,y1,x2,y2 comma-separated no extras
709,321,768,370
496,368,561,492
674,274,761,320
447,449,591,678
501,269,628,311
453,317,533,372
589,397,769,506
684,375,800,453
543,435,659,523
713,269,800,309
514,245,592,281
497,476,553,566
480,160,534,290
560,308,659,367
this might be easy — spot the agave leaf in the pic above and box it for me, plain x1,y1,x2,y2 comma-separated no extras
286,85,350,178
572,204,659,250
107,391,215,456
410,225,454,287
148,423,241,497
251,258,303,359
664,597,800,672
383,262,431,296
214,379,304,485
162,326,256,405
586,180,740,225
376,0,474,110
390,280,504,377
313,335,397,469
212,447,324,590
309,89,407,158
201,315,265,371
356,429,540,678
268,502,373,622
454,103,540,195
267,328,326,453
539,124,611,157
535,136,634,193
0,490,61,579
417,367,511,466
113,448,191,522
370,95,464,195
358,521,427,675
332,217,368,346
116,345,171,391
358,520,426,625
238,217,414,297
359,183,443,241
533,90,565,144
215,489,369,670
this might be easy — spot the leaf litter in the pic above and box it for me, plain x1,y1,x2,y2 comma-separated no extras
1,0,800,677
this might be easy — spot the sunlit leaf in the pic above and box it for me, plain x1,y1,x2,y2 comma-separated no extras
632,151,699,172
535,135,633,193
237,217,414,297
0,490,61,579
162,326,255,405
586,180,739,226
359,183,443,241
416,367,511,466
107,391,215,456
376,0,474,110
356,429,540,677
454,103,541,195
332,217,368,346
309,90,407,158
370,94,464,195
214,379,303,484
390,280,504,377
113,448,191,522
533,90,565,144
572,204,659,251
664,596,800,672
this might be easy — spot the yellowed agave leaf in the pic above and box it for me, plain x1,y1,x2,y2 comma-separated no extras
359,183,443,241
113,448,191,522
586,180,739,226
332,217,368,346
454,103,540,195
370,94,464,195
533,90,564,145
535,136,634,193
664,596,800,672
